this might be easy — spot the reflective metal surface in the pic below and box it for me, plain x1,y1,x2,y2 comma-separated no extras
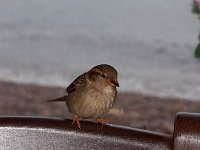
0,116,172,150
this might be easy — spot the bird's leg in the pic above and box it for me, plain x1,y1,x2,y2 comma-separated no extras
72,114,81,129
96,117,110,129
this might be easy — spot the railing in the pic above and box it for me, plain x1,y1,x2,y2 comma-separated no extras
0,112,199,150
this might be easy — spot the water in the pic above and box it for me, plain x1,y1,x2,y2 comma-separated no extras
0,0,200,100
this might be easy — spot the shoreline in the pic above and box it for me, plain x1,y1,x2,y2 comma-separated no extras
0,80,200,134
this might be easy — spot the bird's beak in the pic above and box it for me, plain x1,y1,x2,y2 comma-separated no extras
110,79,119,87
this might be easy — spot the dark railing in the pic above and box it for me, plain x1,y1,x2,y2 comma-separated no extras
0,112,199,150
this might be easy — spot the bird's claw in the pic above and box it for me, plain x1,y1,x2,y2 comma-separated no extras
72,114,81,129
96,117,109,124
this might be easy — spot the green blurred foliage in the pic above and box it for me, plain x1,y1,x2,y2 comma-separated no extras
192,1,200,59
195,43,200,58
192,2,200,15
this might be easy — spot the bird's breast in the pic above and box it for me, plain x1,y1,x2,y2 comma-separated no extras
67,87,117,119
103,86,116,97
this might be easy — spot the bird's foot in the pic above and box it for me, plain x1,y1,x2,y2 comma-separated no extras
72,114,81,129
96,117,109,125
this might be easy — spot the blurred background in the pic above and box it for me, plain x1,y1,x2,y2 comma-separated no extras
0,0,200,134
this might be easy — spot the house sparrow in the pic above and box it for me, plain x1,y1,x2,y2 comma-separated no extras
46,64,119,129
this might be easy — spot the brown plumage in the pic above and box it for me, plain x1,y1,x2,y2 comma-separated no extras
46,64,119,129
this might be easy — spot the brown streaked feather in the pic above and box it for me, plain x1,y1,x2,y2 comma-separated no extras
66,72,87,93
90,64,118,78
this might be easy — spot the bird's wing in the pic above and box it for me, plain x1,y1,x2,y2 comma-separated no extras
66,72,87,94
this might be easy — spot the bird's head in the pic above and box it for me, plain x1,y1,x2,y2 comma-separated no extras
88,64,119,89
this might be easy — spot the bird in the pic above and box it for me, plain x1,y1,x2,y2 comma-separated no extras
46,64,119,129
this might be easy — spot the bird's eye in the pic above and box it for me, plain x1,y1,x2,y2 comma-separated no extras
101,74,106,78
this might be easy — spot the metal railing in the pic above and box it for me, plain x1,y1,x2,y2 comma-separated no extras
0,112,199,150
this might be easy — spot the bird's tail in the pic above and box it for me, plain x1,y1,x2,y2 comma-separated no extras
45,96,67,102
